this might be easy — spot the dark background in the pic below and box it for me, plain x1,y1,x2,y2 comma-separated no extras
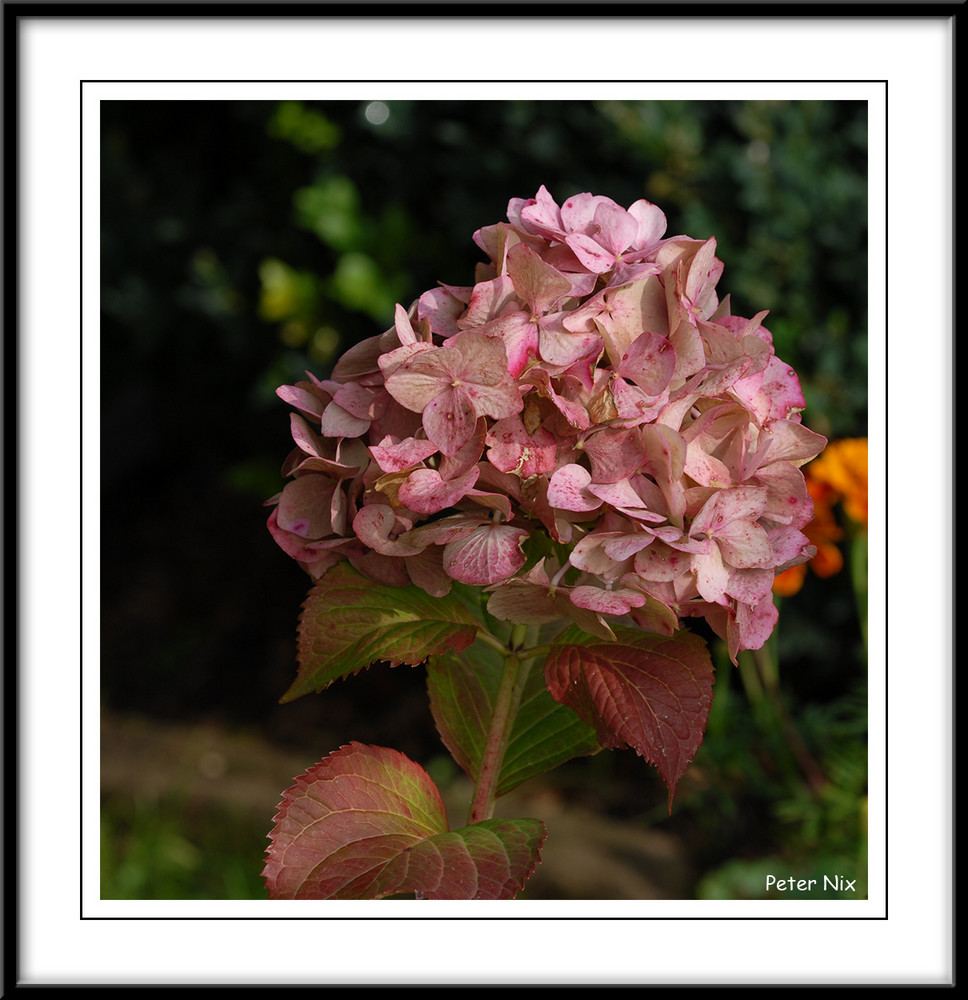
100,99,869,900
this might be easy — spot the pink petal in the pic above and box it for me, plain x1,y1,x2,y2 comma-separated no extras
506,242,572,315
332,382,388,421
442,524,528,585
591,201,638,256
404,547,453,598
732,595,779,653
417,285,472,340
570,585,646,616
474,312,538,378
560,192,612,235
319,399,371,438
485,414,557,478
547,464,602,512
583,428,647,484
564,232,615,273
634,540,693,583
352,504,425,557
692,545,730,605
620,330,676,396
627,199,668,249
422,386,479,457
277,382,328,420
398,467,480,515
715,520,774,569
588,478,666,523
384,348,457,412
276,475,337,538
538,319,603,368
725,568,775,605
368,435,440,474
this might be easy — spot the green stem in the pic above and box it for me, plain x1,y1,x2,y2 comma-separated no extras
475,628,512,657
751,644,828,797
468,624,532,825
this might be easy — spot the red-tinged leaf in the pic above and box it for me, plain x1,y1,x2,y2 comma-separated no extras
284,562,478,702
427,642,601,797
263,742,545,900
544,626,715,805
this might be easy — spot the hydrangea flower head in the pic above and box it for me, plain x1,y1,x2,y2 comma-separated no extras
268,187,826,660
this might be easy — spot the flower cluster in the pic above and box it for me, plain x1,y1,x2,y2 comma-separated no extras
267,186,826,661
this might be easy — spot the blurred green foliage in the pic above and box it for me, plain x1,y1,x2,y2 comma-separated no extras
101,98,868,901
101,793,267,900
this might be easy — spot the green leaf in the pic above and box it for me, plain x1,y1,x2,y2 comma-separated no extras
283,563,478,702
427,639,601,797
545,625,715,804
263,742,545,899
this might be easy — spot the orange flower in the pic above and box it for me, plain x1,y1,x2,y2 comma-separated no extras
807,437,868,526
772,438,867,596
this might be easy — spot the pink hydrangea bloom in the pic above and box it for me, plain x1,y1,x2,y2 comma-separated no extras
267,186,826,659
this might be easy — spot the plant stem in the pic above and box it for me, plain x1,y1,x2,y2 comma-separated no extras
474,628,511,657
468,624,531,825
750,643,828,797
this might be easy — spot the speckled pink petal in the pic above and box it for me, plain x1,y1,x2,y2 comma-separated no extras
627,199,668,249
368,435,440,474
332,382,388,422
352,504,425,557
277,382,329,420
754,462,814,529
733,595,779,653
634,540,694,583
691,486,769,536
762,419,828,466
422,386,478,456
319,399,371,439
377,341,436,381
404,546,453,598
473,312,537,378
569,530,635,583
506,242,572,315
610,378,668,425
560,192,612,235
485,414,557,478
517,184,564,239
588,479,665,523
417,285,471,340
592,201,638,256
684,441,733,489
564,232,616,273
693,545,730,605
583,428,646,484
267,507,351,568
398,466,480,515
520,367,590,430
547,464,602,512
716,519,773,569
442,524,529,585
438,417,487,479
733,354,806,423
384,348,458,412
460,376,524,424
457,275,518,330
767,526,815,571
601,530,656,562
538,319,603,368
276,475,337,539
620,330,676,397
725,568,775,605
569,584,646,616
